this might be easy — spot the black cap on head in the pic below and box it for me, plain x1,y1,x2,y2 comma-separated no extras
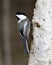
16,12,28,17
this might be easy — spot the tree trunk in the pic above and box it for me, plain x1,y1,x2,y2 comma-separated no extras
28,0,52,65
2,0,12,65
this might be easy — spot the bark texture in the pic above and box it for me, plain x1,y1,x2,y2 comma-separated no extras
28,0,52,65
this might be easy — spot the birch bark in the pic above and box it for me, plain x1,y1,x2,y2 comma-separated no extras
28,0,52,65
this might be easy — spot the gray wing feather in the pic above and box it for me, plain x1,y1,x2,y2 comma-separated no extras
23,21,30,39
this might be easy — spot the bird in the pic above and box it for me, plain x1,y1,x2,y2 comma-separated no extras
16,12,32,54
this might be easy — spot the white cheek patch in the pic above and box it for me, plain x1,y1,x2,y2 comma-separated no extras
16,15,27,20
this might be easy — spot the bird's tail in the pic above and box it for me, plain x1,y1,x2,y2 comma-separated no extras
25,40,29,54
22,38,29,54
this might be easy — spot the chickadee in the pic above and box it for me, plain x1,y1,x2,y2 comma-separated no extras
16,12,32,54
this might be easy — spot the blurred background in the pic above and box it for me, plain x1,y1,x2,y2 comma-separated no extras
0,0,36,65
